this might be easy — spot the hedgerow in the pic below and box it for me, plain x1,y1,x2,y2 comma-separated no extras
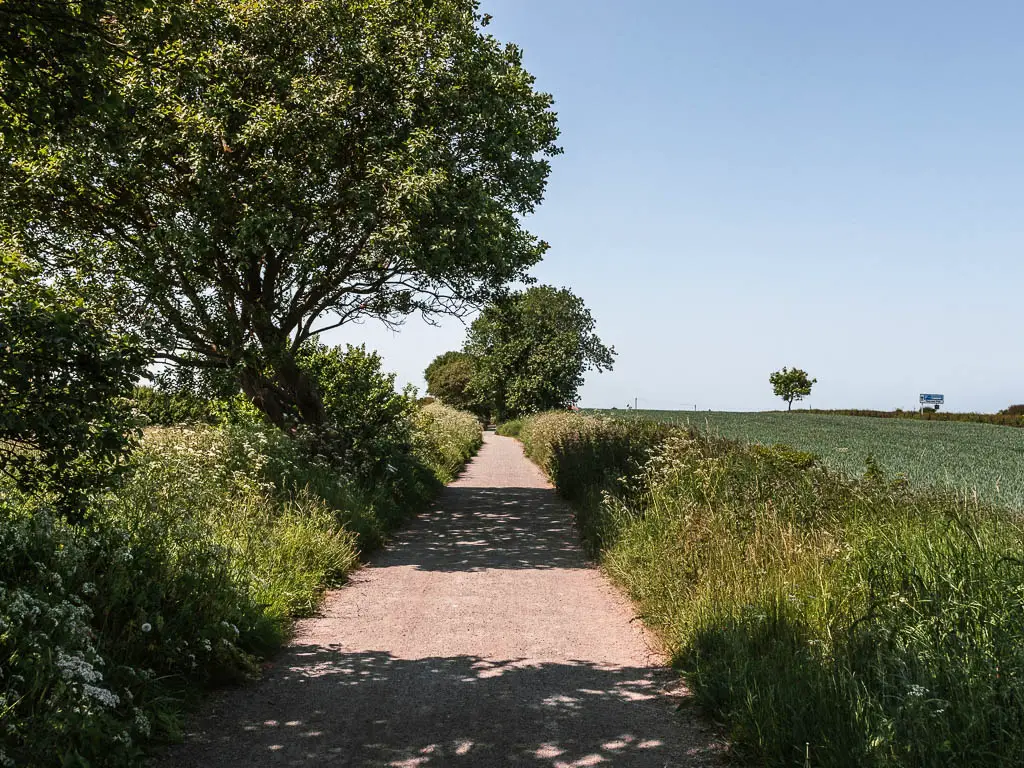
519,411,1024,767
0,402,480,767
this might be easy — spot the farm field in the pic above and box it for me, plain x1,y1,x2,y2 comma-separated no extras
590,409,1024,510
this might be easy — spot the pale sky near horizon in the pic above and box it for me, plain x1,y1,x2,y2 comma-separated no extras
326,0,1023,413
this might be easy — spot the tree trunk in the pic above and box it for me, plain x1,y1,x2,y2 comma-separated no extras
238,349,326,430
787,399,792,411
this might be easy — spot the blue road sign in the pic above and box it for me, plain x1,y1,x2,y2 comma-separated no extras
919,394,944,404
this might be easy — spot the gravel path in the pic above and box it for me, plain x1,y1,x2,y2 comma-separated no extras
158,432,722,767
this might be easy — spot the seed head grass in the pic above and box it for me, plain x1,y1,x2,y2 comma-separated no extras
522,411,1024,767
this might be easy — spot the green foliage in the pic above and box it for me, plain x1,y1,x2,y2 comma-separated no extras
495,419,524,437
0,253,147,518
424,351,486,417
8,0,560,429
298,342,417,486
0,0,133,146
0,408,481,765
999,404,1024,417
594,409,1024,510
465,285,615,420
412,402,483,484
131,386,221,426
519,412,1024,767
770,366,817,410
749,443,817,470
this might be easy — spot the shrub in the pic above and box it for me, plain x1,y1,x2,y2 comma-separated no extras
412,402,483,484
131,385,248,426
520,412,1024,767
495,418,524,437
0,254,147,519
299,342,417,485
0,490,267,768
1,406,481,765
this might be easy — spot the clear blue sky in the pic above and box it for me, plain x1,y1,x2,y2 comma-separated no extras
330,0,1023,412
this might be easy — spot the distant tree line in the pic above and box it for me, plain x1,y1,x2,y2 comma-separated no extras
799,408,1024,429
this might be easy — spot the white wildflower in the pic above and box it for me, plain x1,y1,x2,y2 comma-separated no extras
83,684,120,708
56,651,103,684
141,623,152,633
134,711,151,737
907,684,927,698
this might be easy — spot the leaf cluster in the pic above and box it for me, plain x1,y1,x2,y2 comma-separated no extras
0,252,148,518
464,285,615,420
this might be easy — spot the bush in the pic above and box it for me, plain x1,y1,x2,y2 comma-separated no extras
0,254,148,518
413,402,483,484
299,342,418,485
495,418,524,437
1,407,481,766
520,412,1024,767
132,385,228,428
1000,404,1024,416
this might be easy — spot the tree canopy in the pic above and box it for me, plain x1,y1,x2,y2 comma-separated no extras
0,252,147,517
424,351,484,417
770,366,817,411
6,0,560,428
464,286,614,420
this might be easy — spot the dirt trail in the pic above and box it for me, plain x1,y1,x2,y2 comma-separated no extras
159,432,722,767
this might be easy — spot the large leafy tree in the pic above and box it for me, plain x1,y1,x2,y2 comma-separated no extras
424,350,484,416
465,286,615,420
8,0,560,428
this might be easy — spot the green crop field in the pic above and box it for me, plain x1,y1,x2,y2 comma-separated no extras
590,409,1024,510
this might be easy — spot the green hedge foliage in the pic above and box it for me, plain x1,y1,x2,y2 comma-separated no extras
0,402,480,767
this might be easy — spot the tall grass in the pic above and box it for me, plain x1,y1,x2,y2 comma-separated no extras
594,409,1024,510
520,412,1024,767
413,401,484,484
0,403,480,767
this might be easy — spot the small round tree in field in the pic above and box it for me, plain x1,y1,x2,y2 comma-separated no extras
770,367,817,411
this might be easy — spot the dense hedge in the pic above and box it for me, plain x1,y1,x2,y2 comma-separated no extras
519,412,1024,768
0,403,480,767
131,386,225,426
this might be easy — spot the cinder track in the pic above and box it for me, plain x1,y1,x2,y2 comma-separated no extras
158,432,721,767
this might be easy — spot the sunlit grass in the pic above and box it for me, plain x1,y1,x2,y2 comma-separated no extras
522,411,1024,767
590,409,1024,510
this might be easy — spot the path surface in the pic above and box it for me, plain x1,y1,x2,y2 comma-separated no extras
159,433,722,767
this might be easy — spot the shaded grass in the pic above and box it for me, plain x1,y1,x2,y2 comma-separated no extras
521,411,1024,767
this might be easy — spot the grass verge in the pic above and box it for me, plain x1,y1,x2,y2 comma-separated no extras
519,411,1024,767
0,403,480,767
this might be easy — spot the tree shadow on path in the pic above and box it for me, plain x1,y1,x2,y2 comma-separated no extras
165,647,722,767
378,488,586,572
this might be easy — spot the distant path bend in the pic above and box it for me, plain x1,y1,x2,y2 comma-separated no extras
160,432,722,767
